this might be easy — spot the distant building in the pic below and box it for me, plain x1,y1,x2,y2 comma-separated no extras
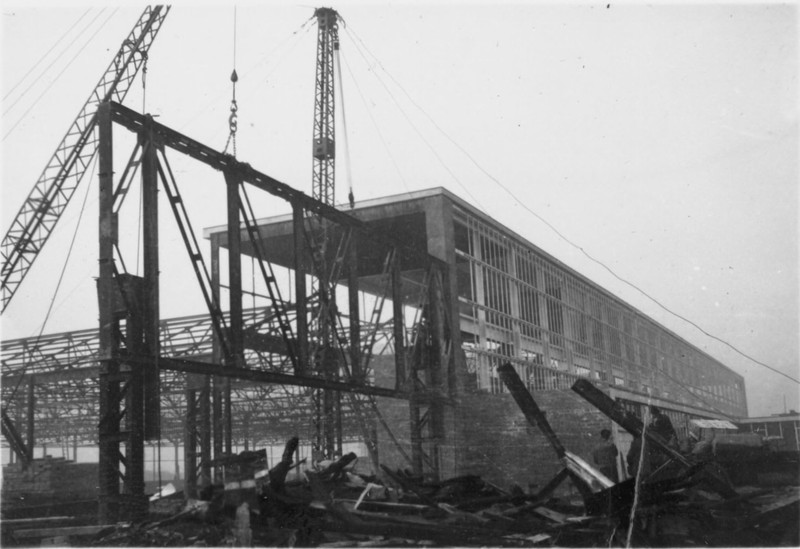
738,412,800,452
208,187,748,486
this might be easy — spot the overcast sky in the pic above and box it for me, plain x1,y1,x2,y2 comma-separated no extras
2,2,797,417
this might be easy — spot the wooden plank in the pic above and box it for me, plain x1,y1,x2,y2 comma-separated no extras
13,525,114,539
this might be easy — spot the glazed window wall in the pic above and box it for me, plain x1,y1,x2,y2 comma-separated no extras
453,208,747,418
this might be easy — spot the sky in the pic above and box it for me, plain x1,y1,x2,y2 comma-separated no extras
1,2,798,418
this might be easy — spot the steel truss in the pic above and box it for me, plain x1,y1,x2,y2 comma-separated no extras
83,101,451,521
1,310,373,446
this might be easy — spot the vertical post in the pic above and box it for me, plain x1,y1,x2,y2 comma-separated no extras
535,265,552,371
427,267,447,480
323,355,336,457
347,231,361,381
335,393,343,456
141,127,160,440
243,415,249,452
409,397,424,476
97,101,120,524
212,377,223,470
200,381,212,488
174,441,180,481
26,378,34,462
209,235,221,476
224,382,232,456
470,228,488,387
224,173,242,458
226,173,244,366
507,247,522,359
184,386,197,498
293,205,308,374
392,250,406,389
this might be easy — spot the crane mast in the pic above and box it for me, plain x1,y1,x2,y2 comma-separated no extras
312,7,338,206
310,7,341,460
0,6,170,312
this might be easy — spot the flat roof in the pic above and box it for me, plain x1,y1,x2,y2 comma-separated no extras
739,414,800,423
203,186,744,384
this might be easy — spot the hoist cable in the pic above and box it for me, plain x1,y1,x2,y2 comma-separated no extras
177,15,313,137
223,7,239,157
141,52,148,114
344,22,798,388
233,6,238,68
343,26,487,213
2,8,104,116
3,8,91,102
3,8,118,141
6,152,98,403
333,48,354,208
340,53,410,193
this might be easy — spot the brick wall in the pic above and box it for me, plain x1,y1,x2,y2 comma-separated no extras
452,388,612,493
372,353,615,491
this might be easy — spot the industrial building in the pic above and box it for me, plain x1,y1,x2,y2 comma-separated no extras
2,184,748,502
202,185,749,485
3,6,795,547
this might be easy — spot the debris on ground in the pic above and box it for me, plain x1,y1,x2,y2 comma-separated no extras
4,371,798,547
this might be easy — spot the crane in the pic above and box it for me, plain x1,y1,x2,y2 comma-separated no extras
0,5,169,467
0,6,170,312
312,7,338,206
309,7,341,460
308,8,385,472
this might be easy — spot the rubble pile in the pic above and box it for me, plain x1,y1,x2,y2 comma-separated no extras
80,436,798,548
5,369,799,547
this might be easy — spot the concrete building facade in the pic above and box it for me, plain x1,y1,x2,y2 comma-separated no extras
211,186,748,487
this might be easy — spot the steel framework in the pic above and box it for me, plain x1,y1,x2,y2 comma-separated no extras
86,100,449,522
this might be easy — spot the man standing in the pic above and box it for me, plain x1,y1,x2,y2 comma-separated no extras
591,428,619,482
649,406,677,445
649,406,678,470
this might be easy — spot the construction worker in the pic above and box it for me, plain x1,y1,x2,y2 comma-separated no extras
627,435,651,479
649,406,677,445
591,428,619,482
648,406,678,470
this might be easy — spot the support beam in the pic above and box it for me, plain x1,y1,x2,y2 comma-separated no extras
184,385,198,498
97,101,120,524
222,172,241,459
149,356,413,400
392,251,406,389
571,379,690,466
348,231,361,381
497,362,565,458
208,234,222,468
293,205,309,374
200,379,212,488
108,101,432,267
141,125,160,440
3,367,99,385
225,173,244,367
26,379,34,461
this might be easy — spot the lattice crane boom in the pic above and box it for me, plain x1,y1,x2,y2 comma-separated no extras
0,5,170,312
312,7,339,206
